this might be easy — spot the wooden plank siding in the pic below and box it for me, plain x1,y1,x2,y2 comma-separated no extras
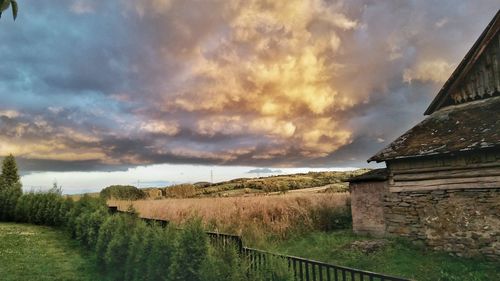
389,176,500,192
449,33,500,105
386,150,500,192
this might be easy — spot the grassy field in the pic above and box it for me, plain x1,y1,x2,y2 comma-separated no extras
109,192,351,244
263,231,500,281
0,223,103,281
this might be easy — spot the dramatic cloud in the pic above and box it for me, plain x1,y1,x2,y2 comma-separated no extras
403,59,456,84
0,0,498,172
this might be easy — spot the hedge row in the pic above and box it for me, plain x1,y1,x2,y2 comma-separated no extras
0,188,292,281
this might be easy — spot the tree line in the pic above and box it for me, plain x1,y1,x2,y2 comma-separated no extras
0,155,293,281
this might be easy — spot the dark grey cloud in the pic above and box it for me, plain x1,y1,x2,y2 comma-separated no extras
16,158,132,174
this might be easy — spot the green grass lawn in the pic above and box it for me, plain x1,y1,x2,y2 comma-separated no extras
262,231,500,281
0,223,103,281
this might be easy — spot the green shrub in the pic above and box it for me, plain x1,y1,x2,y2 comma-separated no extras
25,193,37,223
145,224,176,281
42,191,64,226
104,215,136,281
14,192,31,222
165,184,199,198
100,185,146,200
0,154,20,187
251,256,294,281
33,193,45,224
74,207,109,249
169,218,208,281
200,245,248,281
0,183,22,221
86,209,109,249
124,221,149,281
95,215,122,268
67,195,106,238
58,198,73,226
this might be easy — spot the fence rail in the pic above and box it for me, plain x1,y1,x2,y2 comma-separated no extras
212,234,409,281
109,207,411,281
247,247,408,281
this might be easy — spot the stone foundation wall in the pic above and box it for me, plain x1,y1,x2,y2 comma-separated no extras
384,188,500,260
351,181,386,236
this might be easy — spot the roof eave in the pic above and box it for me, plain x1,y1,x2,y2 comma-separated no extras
367,157,383,163
368,145,500,163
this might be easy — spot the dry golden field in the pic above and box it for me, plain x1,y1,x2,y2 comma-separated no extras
108,192,350,245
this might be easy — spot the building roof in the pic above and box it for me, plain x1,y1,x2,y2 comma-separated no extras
348,168,388,183
369,96,500,162
369,11,500,163
424,10,500,115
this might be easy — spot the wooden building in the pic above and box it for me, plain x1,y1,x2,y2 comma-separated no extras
349,10,500,259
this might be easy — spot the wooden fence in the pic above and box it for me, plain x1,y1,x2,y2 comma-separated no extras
110,207,411,281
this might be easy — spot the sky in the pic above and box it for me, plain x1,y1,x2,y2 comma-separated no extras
0,0,498,193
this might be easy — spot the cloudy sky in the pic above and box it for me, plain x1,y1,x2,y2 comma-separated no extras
0,0,498,192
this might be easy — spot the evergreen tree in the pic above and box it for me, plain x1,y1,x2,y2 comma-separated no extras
146,224,176,281
0,182,22,220
1,154,20,188
0,155,22,221
169,218,208,281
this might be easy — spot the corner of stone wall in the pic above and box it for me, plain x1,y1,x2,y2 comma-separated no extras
382,188,500,261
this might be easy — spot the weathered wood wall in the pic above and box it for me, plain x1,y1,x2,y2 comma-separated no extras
449,33,500,105
387,149,500,192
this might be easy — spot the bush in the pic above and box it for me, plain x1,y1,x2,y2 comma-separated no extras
124,221,150,281
200,245,248,281
169,218,208,281
95,215,122,268
94,214,133,262
0,182,22,221
251,256,294,281
104,216,136,281
14,192,30,222
0,154,20,187
145,224,176,281
100,185,146,200
74,208,109,249
165,184,199,198
67,195,106,237
57,198,74,226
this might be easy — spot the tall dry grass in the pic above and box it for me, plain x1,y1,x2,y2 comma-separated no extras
109,192,350,245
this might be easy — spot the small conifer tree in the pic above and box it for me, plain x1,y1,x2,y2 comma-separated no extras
0,154,20,188
0,154,22,220
169,218,208,281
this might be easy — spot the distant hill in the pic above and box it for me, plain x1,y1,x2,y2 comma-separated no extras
151,169,370,198
69,169,371,200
